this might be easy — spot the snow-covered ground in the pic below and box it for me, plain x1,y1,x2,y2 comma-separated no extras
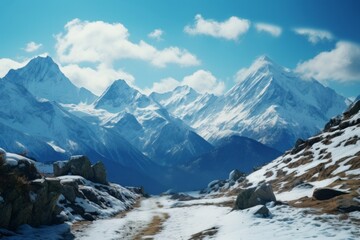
72,194,359,240
3,193,360,239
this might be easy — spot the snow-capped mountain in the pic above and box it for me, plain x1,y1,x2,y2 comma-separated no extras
150,85,217,124
3,56,96,104
152,56,348,151
0,76,165,193
89,79,213,166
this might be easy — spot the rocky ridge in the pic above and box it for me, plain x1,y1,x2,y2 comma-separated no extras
0,149,140,232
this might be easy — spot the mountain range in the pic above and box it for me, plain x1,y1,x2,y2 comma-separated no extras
152,56,348,151
0,55,350,193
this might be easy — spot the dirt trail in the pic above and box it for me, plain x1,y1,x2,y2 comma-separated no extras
72,197,167,240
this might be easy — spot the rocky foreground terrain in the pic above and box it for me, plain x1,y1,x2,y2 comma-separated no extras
0,153,141,238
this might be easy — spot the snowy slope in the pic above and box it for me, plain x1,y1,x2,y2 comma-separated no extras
150,85,217,124
228,100,360,210
3,56,96,104
87,80,212,166
152,56,348,152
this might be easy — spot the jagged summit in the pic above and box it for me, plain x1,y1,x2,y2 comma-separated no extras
152,55,348,152
173,85,197,94
3,56,96,104
94,79,151,112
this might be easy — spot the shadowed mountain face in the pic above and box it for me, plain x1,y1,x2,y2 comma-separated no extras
179,135,282,190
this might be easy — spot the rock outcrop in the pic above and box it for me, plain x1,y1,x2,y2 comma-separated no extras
201,169,246,194
0,152,63,229
53,155,109,185
0,151,138,230
234,183,276,210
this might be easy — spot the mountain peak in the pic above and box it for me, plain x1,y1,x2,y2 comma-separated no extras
251,55,284,72
3,55,96,104
173,85,198,96
255,55,272,63
107,79,131,91
95,79,152,112
26,56,59,71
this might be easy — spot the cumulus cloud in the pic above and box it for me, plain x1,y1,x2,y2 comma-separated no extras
61,63,135,95
255,23,282,37
144,77,181,94
56,19,199,68
293,28,333,44
148,29,164,41
183,70,225,95
0,58,28,77
147,70,225,96
295,41,360,82
24,41,42,52
184,14,250,40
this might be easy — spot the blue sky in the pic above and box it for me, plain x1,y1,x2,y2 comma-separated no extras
0,0,359,98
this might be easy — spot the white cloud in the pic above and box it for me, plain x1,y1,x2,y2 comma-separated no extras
183,70,225,95
255,23,282,37
148,29,164,41
184,14,250,40
147,70,225,96
24,41,42,52
56,19,199,68
144,77,181,95
295,41,360,82
61,63,135,95
293,28,333,44
0,58,28,77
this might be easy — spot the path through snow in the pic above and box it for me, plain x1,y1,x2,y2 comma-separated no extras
72,195,360,240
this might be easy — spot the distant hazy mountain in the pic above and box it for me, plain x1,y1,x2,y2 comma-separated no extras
180,135,281,189
152,56,348,152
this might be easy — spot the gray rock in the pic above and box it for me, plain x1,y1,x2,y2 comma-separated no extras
0,203,12,229
254,205,270,218
92,161,108,184
234,183,276,210
83,213,95,221
53,161,70,177
0,148,6,162
229,169,244,182
69,155,94,180
313,188,348,200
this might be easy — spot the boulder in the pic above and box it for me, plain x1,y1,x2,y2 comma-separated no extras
29,178,62,227
53,161,70,177
0,148,6,162
254,205,270,218
0,153,65,230
69,155,94,180
53,156,108,184
170,193,197,201
229,169,244,182
313,188,348,201
234,183,276,210
83,213,95,221
92,161,108,185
